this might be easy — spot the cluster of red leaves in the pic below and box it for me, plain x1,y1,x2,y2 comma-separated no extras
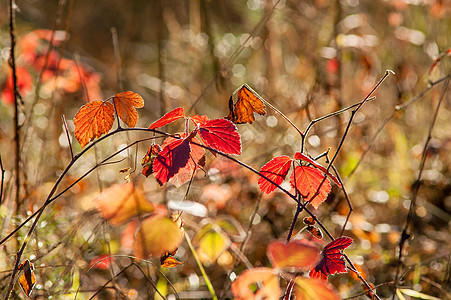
232,237,353,299
1,29,101,105
143,107,241,186
258,152,341,208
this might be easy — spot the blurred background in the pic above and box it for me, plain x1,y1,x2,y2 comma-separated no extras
0,0,450,299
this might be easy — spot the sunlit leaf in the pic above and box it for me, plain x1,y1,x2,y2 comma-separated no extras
89,255,114,270
231,267,281,300
294,277,341,300
18,260,36,297
198,118,241,155
74,100,115,147
226,84,266,124
160,255,183,268
294,152,342,187
267,240,320,271
153,137,191,186
190,114,209,126
309,237,353,280
258,156,292,194
161,134,205,187
93,183,154,225
290,166,331,209
113,91,144,127
134,215,184,258
148,107,185,129
195,227,230,264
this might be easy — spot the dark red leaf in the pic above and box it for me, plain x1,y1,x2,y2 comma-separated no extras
198,118,241,155
309,237,353,280
148,107,185,129
290,166,331,209
294,152,342,187
153,137,191,186
258,156,292,194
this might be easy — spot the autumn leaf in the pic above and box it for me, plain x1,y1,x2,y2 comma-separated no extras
17,260,36,297
194,224,230,264
190,114,209,126
93,183,154,225
290,166,331,209
160,255,183,268
148,107,185,129
153,137,191,186
294,278,341,300
113,91,144,127
226,84,266,124
1,67,33,105
198,118,241,155
141,144,162,177
231,267,281,300
166,135,206,187
294,152,342,187
267,240,320,271
258,156,292,194
309,237,353,280
89,255,114,270
74,100,115,147
134,215,184,258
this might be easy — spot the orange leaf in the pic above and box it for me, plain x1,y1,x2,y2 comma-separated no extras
258,156,292,194
114,91,144,127
226,84,266,124
17,260,36,297
294,152,342,187
290,166,331,209
148,107,185,129
160,250,183,268
93,183,154,225
267,240,320,271
294,278,341,300
74,100,115,147
134,215,184,258
231,267,281,300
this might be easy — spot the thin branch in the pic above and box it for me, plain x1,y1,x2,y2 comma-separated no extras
0,155,5,206
61,115,74,160
392,78,450,298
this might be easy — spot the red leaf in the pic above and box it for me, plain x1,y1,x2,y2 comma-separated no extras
294,152,342,187
153,137,191,186
258,156,292,194
309,237,353,280
267,240,320,270
198,118,241,155
89,255,114,270
190,114,209,126
148,107,185,129
162,134,206,187
290,166,331,209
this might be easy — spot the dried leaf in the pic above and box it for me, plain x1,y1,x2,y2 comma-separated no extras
114,91,144,127
226,84,266,124
18,260,36,297
74,100,115,147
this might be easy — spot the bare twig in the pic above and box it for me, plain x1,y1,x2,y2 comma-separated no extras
392,78,450,299
61,115,74,160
